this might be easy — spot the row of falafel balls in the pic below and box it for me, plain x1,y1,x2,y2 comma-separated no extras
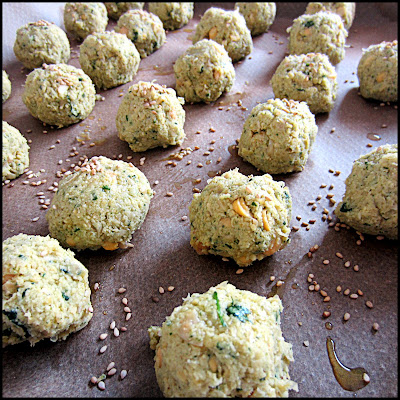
2,3,397,397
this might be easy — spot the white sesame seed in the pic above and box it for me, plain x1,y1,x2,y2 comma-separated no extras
90,376,98,384
110,321,116,330
114,327,120,337
167,286,175,292
98,381,106,390
107,362,115,371
118,287,127,294
344,313,351,321
363,373,370,383
125,313,132,321
236,268,244,274
123,307,131,313
88,305,94,313
94,282,100,291
366,301,373,309
31,217,40,222
303,340,309,347
159,286,165,294
121,298,128,306
99,333,108,340
99,345,107,354
108,368,117,376
120,370,127,380
120,327,127,332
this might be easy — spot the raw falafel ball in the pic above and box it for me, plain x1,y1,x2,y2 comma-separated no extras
3,233,93,347
189,168,292,267
174,39,235,103
148,281,298,397
238,98,317,174
46,156,154,251
148,2,194,30
334,144,398,240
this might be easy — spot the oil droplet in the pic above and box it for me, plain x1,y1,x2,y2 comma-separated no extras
366,133,381,141
326,337,370,392
291,283,300,289
325,322,333,330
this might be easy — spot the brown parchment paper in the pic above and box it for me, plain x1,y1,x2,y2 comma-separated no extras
2,2,398,398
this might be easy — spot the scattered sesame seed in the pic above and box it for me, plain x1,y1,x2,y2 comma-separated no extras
159,287,165,294
123,307,131,313
99,333,108,340
270,276,276,282
90,376,98,384
336,285,342,292
292,226,300,231
303,340,309,347
167,286,175,292
376,235,385,240
98,381,106,390
110,321,116,330
350,293,358,299
344,261,351,268
108,368,117,376
197,163,203,168
181,215,188,221
296,215,301,221
120,370,128,380
363,373,370,383
314,284,320,291
323,260,330,265
344,313,351,321
322,311,331,318
118,287,127,294
366,301,373,309
99,345,108,354
335,252,343,259
120,327,127,332
166,192,173,197
276,280,283,287
126,313,132,321
308,285,315,291
353,265,359,272
236,268,244,274
320,290,327,297
31,217,40,222
372,322,380,331
114,327,120,337
107,362,115,371
323,296,331,302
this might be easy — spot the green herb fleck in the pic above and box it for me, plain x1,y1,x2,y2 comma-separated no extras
304,20,315,28
62,292,70,301
213,291,226,327
340,202,353,213
102,185,110,191
226,301,251,323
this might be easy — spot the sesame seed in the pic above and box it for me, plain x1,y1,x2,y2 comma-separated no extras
98,381,106,390
322,311,331,318
88,305,94,313
236,268,244,274
181,215,188,221
356,240,362,246
336,286,342,292
320,184,327,188
376,235,385,240
126,313,132,321
344,261,351,268
353,265,359,272
292,226,300,231
120,327,127,332
110,321,116,330
108,368,117,376
308,285,315,291
166,192,173,197
323,296,331,302
350,293,358,299
276,280,283,287
343,289,350,296
90,376,98,384
344,313,351,321
114,327,120,337
309,219,316,224
99,345,107,354
296,215,301,221
120,370,127,380
372,322,380,331
323,259,330,265
123,307,131,313
118,287,127,294
335,252,343,259
197,163,203,168
99,333,108,340
159,287,165,294
363,373,370,383
320,290,328,297
303,340,309,347
107,362,115,371
270,276,276,282
366,301,373,309
31,217,40,222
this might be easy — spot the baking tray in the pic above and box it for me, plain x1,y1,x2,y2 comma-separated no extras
2,2,398,397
